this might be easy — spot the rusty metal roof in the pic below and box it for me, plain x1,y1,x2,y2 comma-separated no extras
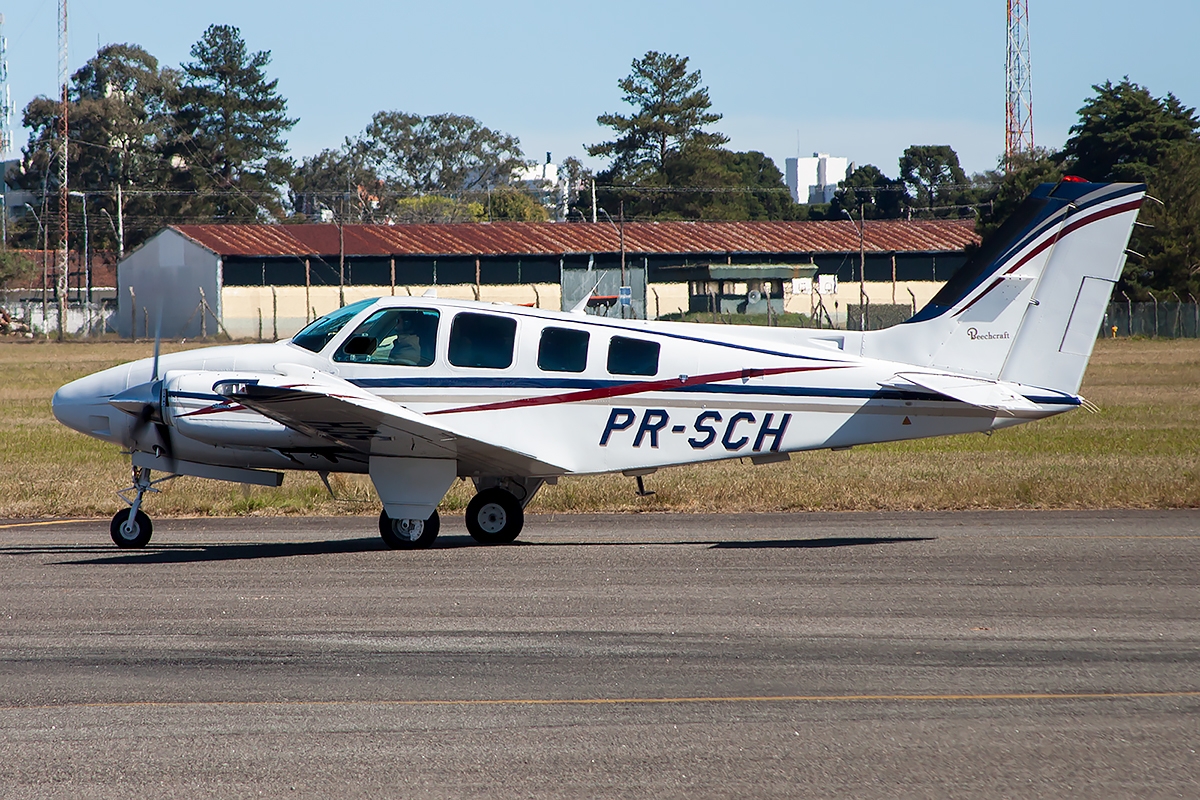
171,219,979,259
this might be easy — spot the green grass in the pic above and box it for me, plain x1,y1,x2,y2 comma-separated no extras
1,337,1197,518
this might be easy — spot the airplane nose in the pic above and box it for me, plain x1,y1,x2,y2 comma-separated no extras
52,365,131,442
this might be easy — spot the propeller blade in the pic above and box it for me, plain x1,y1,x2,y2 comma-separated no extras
151,306,163,380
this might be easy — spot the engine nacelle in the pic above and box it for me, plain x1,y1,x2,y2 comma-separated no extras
164,370,328,449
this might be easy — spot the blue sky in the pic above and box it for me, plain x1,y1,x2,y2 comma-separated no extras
2,0,1194,179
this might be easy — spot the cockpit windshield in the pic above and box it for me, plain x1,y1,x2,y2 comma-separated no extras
289,299,376,353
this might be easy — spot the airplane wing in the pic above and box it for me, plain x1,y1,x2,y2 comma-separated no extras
882,372,1043,414
219,368,566,477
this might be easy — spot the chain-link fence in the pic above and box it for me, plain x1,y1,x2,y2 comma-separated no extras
1104,302,1200,338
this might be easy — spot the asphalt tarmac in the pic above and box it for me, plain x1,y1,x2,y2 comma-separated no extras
0,510,1197,798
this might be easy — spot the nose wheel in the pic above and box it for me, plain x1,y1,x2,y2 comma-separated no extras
110,507,153,548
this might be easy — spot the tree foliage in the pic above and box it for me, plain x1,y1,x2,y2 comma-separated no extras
288,142,385,223
19,44,179,250
391,195,484,224
1062,78,1200,182
1132,142,1200,297
0,250,38,286
361,111,526,195
589,51,728,182
832,164,908,219
899,145,967,217
974,148,1062,238
168,24,296,220
587,52,795,220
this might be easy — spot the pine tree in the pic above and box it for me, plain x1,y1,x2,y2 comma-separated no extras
588,51,727,182
1062,78,1200,183
169,24,296,220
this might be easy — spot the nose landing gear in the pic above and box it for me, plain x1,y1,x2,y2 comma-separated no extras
110,465,176,548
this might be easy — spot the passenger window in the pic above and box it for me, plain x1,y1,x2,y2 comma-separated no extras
449,313,517,369
607,336,660,376
538,327,589,373
333,308,440,366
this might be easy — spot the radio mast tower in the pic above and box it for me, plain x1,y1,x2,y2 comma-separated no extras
56,0,69,339
1005,0,1034,170
0,15,13,158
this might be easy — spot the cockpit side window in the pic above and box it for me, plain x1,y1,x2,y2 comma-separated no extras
290,298,375,353
333,308,440,366
538,327,589,373
448,313,517,369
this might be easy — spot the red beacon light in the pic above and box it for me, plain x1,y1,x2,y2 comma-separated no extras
1061,175,1088,183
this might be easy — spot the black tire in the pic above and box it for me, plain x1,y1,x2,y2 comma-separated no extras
465,488,524,544
379,509,440,549
110,508,153,548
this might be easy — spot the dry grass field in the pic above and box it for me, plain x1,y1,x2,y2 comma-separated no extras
1,337,1197,519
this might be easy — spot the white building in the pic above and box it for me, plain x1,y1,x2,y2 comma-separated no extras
786,153,851,205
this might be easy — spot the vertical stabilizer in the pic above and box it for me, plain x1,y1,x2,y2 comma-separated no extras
862,181,1144,394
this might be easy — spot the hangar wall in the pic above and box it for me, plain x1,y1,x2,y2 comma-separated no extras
117,230,221,339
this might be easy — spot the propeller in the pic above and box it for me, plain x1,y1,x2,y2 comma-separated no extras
110,305,173,458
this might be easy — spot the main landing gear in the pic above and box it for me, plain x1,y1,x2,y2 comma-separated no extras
376,478,542,550
463,478,543,545
110,465,176,548
379,509,441,550
465,488,524,544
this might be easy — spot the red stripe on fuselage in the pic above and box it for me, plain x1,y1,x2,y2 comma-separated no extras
426,364,853,416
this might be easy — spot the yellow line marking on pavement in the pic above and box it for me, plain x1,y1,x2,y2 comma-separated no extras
4,690,1200,713
0,520,80,530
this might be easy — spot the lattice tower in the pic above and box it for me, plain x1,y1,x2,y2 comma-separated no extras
56,0,68,332
1005,0,1034,170
0,15,12,158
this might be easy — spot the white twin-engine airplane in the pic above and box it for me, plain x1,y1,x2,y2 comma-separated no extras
53,180,1144,549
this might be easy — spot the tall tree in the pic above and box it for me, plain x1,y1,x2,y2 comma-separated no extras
1062,78,1200,183
1132,142,1200,297
899,145,967,217
360,111,526,196
588,51,727,182
974,148,1062,239
288,141,384,223
169,24,296,220
832,164,908,219
19,43,178,249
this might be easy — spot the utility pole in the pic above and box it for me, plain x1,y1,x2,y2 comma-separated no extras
619,200,627,319
858,201,866,332
55,0,68,341
116,183,124,257
0,13,13,248
338,193,346,308
69,190,87,302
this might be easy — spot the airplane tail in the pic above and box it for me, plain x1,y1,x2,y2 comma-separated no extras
862,180,1145,396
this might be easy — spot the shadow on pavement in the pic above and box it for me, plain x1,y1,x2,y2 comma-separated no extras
710,536,936,549
38,533,936,564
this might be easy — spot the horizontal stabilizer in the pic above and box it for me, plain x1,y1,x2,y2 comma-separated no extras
883,372,1042,414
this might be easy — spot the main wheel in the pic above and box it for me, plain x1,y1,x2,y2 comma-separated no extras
110,508,153,548
465,488,524,544
379,509,440,549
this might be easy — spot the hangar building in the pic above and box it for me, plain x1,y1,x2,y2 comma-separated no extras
116,219,979,339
